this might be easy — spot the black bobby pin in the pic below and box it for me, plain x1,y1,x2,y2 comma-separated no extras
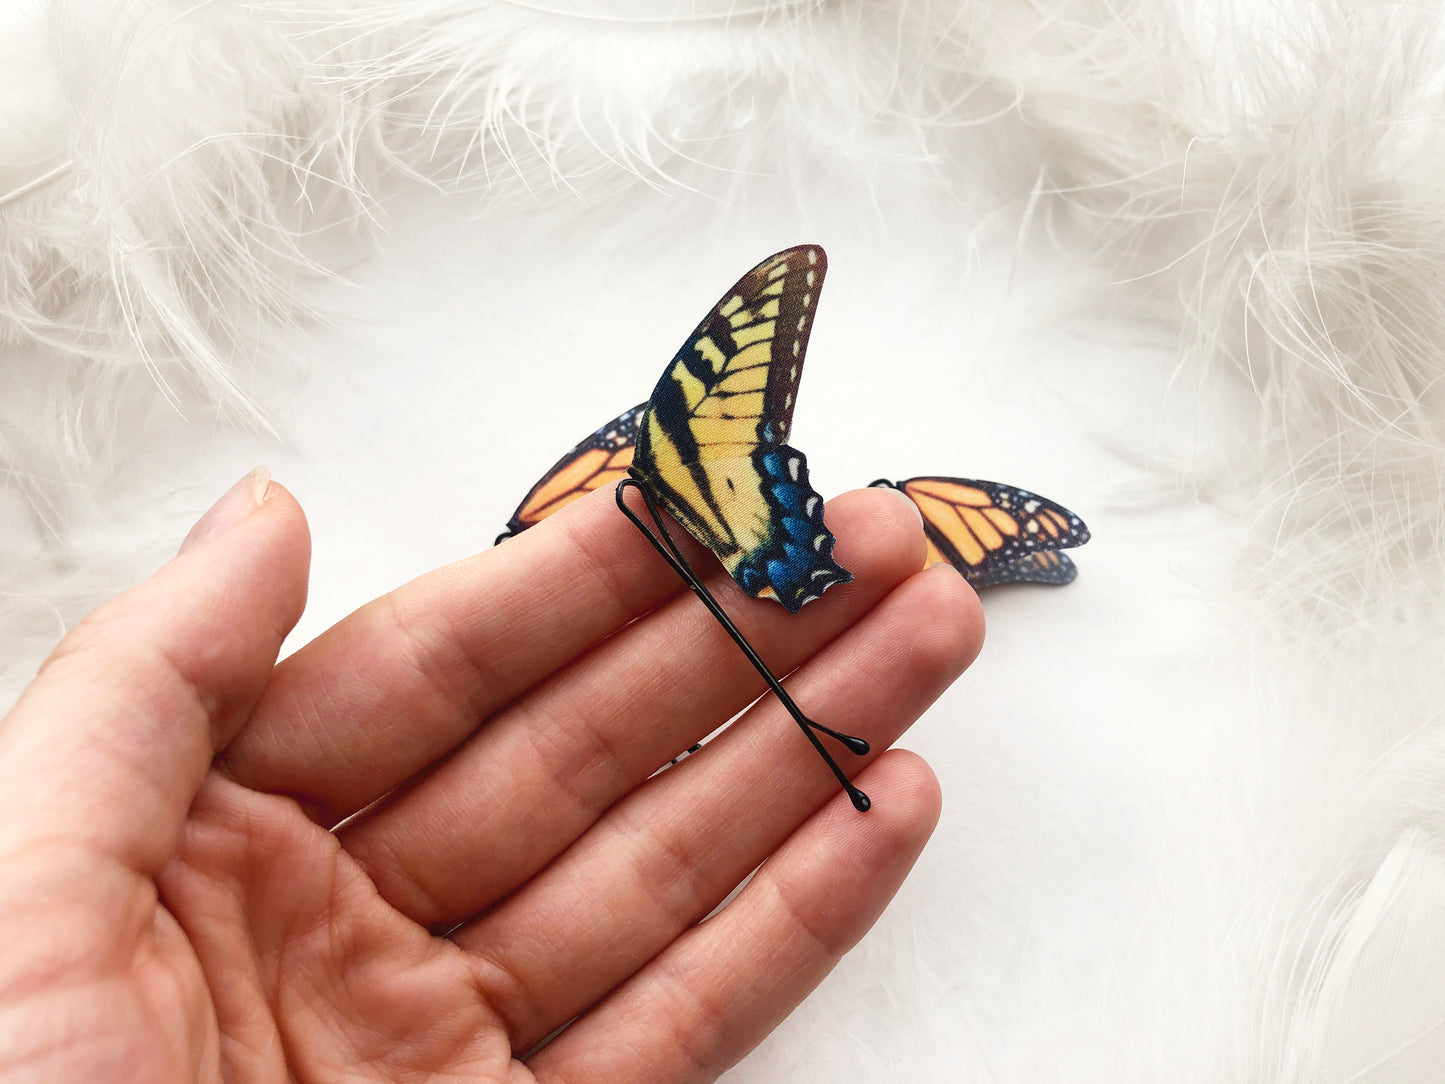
615,478,871,812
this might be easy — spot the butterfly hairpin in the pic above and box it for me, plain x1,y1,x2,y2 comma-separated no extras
499,247,869,808
498,411,1092,591
496,246,1092,810
614,246,871,810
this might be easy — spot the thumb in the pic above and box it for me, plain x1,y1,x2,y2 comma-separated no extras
0,468,311,877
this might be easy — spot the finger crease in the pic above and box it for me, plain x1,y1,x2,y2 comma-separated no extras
381,593,494,740
767,869,851,962
464,943,534,1042
650,956,730,1077
615,812,717,933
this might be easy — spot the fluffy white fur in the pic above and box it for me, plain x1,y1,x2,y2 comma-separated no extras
5,0,1445,1078
0,0,954,497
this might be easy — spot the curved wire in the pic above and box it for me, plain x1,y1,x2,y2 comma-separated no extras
615,477,870,812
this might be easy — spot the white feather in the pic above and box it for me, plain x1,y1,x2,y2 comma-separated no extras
8,0,1445,1079
0,0,961,512
959,0,1445,608
1282,830,1445,1082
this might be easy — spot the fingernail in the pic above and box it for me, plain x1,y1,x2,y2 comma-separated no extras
180,467,272,553
926,556,966,578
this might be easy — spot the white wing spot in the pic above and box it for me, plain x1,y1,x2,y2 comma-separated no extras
788,456,801,481
1024,500,1040,513
805,495,818,516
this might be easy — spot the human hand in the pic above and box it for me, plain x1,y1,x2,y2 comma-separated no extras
0,468,981,1081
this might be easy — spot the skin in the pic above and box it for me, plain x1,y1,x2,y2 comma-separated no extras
0,472,983,1082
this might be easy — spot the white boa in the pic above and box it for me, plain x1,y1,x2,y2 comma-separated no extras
5,0,1445,1078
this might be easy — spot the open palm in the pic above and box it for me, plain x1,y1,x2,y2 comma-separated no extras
0,472,980,1081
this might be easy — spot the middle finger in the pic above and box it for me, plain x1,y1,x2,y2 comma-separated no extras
337,487,926,927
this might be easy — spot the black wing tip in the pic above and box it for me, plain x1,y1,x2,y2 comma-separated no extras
1049,512,1090,551
1038,516,1090,553
747,244,827,285
767,243,826,267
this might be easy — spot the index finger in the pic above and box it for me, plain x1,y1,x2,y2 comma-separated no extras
220,483,697,822
0,472,310,876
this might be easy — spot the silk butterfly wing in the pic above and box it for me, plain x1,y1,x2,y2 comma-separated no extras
969,548,1079,589
496,403,645,543
873,476,1089,586
631,245,851,614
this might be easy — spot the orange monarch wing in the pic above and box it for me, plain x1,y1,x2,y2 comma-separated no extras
495,403,645,543
872,477,1089,587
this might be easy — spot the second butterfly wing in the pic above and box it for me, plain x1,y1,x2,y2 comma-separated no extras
876,476,1089,587
495,403,645,543
630,245,851,614
969,548,1078,589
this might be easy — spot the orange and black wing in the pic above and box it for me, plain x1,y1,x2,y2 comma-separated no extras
872,476,1089,587
495,403,645,543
